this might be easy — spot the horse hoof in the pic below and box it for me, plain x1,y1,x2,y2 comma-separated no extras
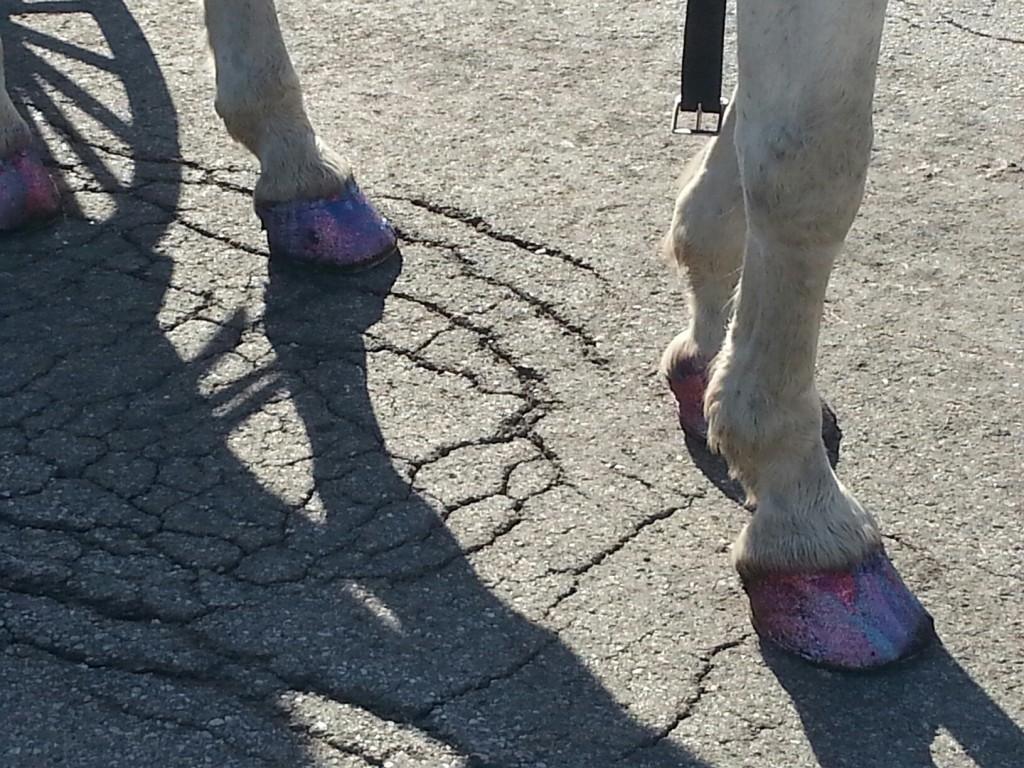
666,356,842,463
0,148,61,231
255,178,398,269
743,548,936,670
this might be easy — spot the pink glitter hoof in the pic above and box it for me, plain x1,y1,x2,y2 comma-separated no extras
255,178,397,268
744,548,936,670
0,148,61,231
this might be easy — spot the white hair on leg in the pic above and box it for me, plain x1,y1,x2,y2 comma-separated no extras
203,0,351,204
661,97,745,377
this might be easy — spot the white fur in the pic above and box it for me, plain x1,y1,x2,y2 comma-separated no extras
665,0,890,576
203,0,350,203
661,99,745,370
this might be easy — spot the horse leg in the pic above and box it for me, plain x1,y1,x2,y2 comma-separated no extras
661,99,843,462
660,100,745,437
203,0,396,267
0,37,61,231
703,0,934,668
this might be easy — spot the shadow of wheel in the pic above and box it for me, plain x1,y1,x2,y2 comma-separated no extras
2,0,180,247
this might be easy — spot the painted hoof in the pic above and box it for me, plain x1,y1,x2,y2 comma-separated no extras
255,178,397,268
0,148,61,231
743,548,936,670
666,356,842,464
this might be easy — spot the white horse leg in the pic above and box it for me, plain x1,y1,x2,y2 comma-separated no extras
0,36,60,230
660,101,746,435
660,101,841,454
203,0,396,266
702,0,934,668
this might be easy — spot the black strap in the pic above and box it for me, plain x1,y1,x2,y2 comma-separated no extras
679,0,727,115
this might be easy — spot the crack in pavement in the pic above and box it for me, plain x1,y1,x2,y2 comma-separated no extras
943,15,1024,45
544,502,693,618
0,114,720,767
383,194,606,281
615,636,751,761
394,229,609,364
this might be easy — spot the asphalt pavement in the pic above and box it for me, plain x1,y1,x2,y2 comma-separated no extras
1,1,1021,766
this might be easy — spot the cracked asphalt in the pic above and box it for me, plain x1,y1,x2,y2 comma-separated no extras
1,1,1021,766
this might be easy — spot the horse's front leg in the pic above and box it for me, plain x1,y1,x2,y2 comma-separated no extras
680,0,934,668
0,37,61,230
204,0,396,267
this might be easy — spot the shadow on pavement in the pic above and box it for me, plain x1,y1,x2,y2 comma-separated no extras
764,641,1024,768
5,3,1018,768
2,3,709,765
683,431,746,507
252,259,714,766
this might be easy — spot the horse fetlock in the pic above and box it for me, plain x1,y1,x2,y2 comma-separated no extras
660,331,704,382
665,207,744,355
254,134,351,204
209,42,348,204
663,227,737,363
732,480,882,578
661,333,710,438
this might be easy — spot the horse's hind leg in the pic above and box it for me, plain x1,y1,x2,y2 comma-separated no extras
203,0,396,267
703,0,934,669
660,100,746,437
0,37,60,231
660,107,841,456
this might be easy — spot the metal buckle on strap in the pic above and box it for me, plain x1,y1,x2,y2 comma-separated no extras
674,0,729,136
671,95,728,135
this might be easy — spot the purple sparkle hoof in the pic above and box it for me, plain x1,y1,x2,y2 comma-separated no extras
0,148,61,231
255,179,397,268
744,549,936,670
